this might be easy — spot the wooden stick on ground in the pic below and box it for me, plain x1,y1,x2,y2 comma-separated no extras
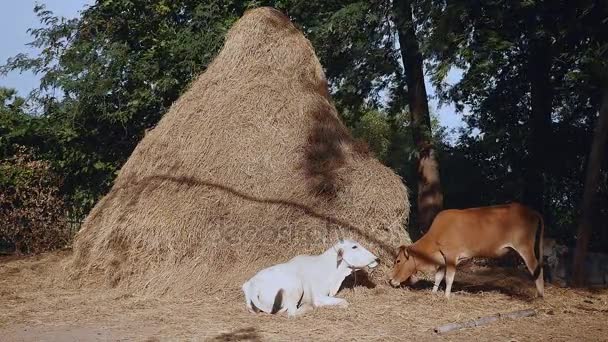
434,309,537,334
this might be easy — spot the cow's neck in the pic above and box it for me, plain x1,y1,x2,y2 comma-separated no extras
409,238,441,273
321,247,353,296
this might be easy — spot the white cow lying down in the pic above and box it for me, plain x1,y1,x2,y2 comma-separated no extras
242,239,379,317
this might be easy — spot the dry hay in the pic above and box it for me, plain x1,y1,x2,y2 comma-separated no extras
3,253,608,341
65,7,410,298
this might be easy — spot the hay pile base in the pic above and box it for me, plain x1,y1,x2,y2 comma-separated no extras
66,7,410,297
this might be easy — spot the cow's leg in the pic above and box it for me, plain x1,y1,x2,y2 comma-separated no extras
313,296,349,308
294,303,314,316
444,264,457,298
513,246,544,297
284,287,306,317
442,253,458,298
285,300,299,318
433,267,445,293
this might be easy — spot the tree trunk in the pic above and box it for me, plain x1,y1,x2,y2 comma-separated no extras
524,37,553,214
572,87,608,287
393,0,443,234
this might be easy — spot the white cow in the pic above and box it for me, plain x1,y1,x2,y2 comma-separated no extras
242,239,380,317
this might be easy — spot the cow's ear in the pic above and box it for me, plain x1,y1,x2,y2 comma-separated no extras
336,248,344,268
402,246,410,259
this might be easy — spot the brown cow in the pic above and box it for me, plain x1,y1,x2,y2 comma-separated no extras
389,202,544,298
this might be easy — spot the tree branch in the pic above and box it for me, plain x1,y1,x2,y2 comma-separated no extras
434,309,537,334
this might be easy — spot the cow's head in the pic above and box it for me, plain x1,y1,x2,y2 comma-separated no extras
335,239,380,270
389,245,418,287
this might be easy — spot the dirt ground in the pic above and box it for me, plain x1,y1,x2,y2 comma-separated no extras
1,251,607,342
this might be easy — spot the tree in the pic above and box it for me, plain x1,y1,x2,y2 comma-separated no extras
422,0,608,252
424,1,562,214
525,12,555,215
573,85,608,286
0,88,38,158
571,2,608,286
393,0,443,233
2,2,246,216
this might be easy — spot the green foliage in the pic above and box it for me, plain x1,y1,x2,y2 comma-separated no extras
2,1,248,215
352,110,392,160
1,0,607,253
0,88,37,158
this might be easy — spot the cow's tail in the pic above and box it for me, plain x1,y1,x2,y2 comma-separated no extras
533,211,545,279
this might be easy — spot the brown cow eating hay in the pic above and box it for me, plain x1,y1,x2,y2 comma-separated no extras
389,202,545,298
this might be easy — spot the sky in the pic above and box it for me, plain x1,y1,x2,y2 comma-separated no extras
0,1,465,132
427,68,467,133
0,1,93,96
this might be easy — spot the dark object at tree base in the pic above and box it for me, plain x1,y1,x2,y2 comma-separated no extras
434,309,536,334
0,239,16,255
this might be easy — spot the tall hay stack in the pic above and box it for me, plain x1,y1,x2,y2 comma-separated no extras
67,7,411,297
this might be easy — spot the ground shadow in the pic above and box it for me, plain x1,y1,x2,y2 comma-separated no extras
339,269,377,292
449,281,534,301
208,327,261,342
397,266,539,301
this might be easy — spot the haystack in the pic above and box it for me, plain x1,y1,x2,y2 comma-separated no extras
67,7,410,297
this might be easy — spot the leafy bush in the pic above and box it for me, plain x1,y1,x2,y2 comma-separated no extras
0,146,70,254
352,110,392,161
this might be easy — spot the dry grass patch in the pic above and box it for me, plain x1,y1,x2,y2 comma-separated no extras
2,252,607,341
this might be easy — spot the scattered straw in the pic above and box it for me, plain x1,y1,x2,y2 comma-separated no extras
2,253,607,341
